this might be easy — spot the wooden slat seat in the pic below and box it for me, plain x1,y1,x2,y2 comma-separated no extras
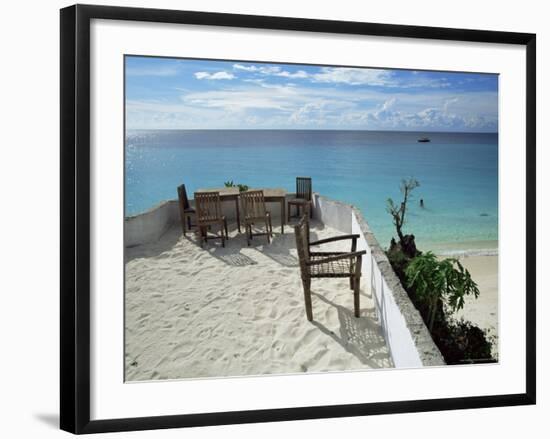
177,184,196,236
288,177,313,221
240,190,273,246
194,191,228,247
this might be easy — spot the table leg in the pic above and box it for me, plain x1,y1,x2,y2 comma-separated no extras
235,198,241,233
281,198,285,234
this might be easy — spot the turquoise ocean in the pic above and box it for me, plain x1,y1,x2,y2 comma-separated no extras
125,130,498,254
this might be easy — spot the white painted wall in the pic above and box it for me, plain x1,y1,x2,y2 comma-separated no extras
125,195,296,246
125,200,179,247
312,194,444,367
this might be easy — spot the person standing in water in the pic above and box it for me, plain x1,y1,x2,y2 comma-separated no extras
420,198,424,208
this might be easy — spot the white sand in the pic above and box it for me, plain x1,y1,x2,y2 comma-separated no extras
125,222,392,381
451,255,499,358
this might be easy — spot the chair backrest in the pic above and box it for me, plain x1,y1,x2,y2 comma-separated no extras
194,192,222,222
240,190,266,219
177,184,191,210
294,215,310,277
296,177,312,201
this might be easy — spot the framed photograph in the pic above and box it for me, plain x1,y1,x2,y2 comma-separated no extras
60,4,536,434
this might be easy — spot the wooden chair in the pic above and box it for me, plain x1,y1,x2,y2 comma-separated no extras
240,190,273,246
288,177,312,221
194,192,228,247
177,184,196,236
294,216,366,321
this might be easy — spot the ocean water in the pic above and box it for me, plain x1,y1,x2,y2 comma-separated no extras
125,130,498,253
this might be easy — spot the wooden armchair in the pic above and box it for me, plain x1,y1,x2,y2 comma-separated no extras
177,184,196,236
294,216,366,321
240,190,273,246
194,192,228,247
288,177,313,221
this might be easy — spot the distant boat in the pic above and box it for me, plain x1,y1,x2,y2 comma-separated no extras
417,137,430,143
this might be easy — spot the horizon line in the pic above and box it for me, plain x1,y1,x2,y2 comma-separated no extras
125,128,498,135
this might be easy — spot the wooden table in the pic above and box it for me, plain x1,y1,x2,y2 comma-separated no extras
196,187,287,234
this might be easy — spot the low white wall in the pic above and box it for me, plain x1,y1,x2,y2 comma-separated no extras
312,194,445,368
125,195,295,247
312,195,352,233
125,200,179,247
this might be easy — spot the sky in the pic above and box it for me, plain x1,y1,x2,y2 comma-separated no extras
125,56,498,132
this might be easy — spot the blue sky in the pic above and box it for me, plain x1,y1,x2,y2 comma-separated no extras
125,56,498,132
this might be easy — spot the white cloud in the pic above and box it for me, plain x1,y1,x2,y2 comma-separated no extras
277,70,309,79
233,64,259,72
194,71,235,80
310,67,451,88
312,68,394,86
443,97,459,114
233,64,309,79
127,79,497,131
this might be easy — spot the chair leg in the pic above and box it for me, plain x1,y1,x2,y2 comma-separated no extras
302,278,313,321
199,226,205,247
182,214,187,236
224,218,228,240
246,224,251,246
349,276,354,290
265,218,271,243
353,276,360,318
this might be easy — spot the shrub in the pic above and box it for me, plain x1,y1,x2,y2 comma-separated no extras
224,180,249,192
432,318,495,364
405,252,480,332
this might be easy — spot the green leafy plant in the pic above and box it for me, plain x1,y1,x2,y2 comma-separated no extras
433,318,495,364
224,180,249,192
405,252,480,332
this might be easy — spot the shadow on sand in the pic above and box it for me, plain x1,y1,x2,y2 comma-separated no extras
125,220,324,268
310,292,390,368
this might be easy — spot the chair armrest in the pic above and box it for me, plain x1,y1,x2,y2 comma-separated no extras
306,250,366,266
309,251,346,256
309,234,359,246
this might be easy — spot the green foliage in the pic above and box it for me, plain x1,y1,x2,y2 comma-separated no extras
224,180,249,192
386,246,411,285
385,177,493,364
433,318,495,364
405,252,480,331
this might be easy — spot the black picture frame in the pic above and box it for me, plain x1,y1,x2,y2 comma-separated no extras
60,4,536,434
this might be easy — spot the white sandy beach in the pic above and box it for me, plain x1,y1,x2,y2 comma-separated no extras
451,255,499,357
125,222,393,381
